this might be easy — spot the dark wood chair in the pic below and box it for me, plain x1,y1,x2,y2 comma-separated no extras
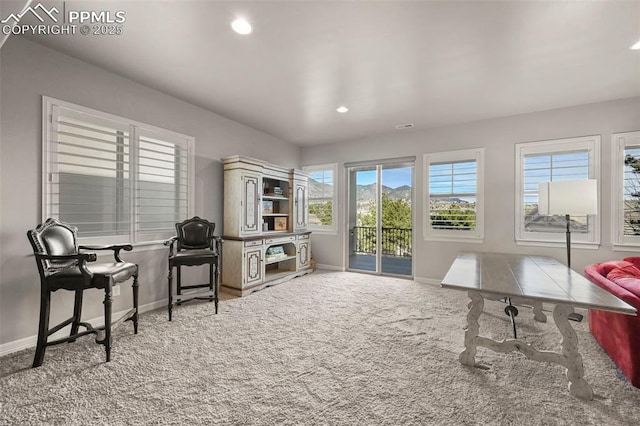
27,218,139,367
164,216,223,321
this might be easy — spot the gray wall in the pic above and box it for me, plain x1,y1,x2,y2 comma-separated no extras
0,36,300,349
301,97,640,282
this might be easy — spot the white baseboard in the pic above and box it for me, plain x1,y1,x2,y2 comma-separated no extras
0,299,167,357
414,276,442,286
315,264,346,271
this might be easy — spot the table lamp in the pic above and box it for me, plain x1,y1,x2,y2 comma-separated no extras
538,179,598,321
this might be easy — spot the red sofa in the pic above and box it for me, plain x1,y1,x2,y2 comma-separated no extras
584,257,640,387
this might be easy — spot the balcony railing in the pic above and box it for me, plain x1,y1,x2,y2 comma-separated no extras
353,226,412,257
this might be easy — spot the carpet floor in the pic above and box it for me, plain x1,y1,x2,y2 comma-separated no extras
0,271,638,425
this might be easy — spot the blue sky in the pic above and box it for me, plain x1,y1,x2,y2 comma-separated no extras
355,167,413,188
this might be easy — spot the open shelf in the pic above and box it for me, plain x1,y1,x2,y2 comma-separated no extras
265,254,296,265
261,176,290,233
265,252,296,278
265,242,297,270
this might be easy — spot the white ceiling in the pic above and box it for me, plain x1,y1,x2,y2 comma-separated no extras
13,0,640,146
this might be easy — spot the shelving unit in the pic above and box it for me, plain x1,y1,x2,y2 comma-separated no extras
262,177,290,232
264,254,296,265
221,155,311,296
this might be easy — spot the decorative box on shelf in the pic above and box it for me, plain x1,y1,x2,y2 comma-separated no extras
274,217,287,231
263,186,284,197
265,245,287,261
262,200,274,214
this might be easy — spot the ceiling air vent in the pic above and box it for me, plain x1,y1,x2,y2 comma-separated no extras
395,123,414,130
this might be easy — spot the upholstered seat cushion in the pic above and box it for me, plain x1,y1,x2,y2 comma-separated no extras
169,249,216,266
48,262,138,291
606,263,640,298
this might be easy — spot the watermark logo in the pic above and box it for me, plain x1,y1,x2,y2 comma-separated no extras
2,2,126,36
1,3,59,24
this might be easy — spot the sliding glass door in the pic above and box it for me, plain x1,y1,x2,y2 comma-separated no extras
346,159,414,277
348,165,378,272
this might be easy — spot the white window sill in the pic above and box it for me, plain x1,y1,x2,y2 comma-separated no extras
130,241,172,252
424,236,484,244
77,239,169,251
612,243,640,252
515,240,600,250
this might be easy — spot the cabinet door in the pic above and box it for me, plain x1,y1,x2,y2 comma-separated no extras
241,173,261,235
293,180,308,231
244,246,263,285
297,240,310,270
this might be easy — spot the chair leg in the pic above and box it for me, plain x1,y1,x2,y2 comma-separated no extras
69,290,84,342
209,263,214,304
176,266,182,306
132,274,139,334
213,264,219,314
167,266,173,321
33,288,51,368
103,284,113,362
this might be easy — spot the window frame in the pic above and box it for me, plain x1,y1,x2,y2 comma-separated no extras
302,163,338,234
514,135,600,248
42,96,195,246
612,131,640,250
423,148,484,243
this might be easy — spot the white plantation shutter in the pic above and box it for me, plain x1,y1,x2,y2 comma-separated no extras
623,144,640,237
136,130,191,241
612,131,640,248
523,150,590,233
303,164,337,232
309,169,333,199
423,148,484,242
48,105,132,241
44,97,194,244
515,135,600,247
428,160,477,231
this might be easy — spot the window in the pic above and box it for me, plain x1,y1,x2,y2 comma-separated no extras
612,131,640,249
302,163,337,233
43,97,194,244
423,148,484,242
515,135,600,247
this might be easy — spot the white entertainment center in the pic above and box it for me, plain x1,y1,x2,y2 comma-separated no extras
221,155,312,296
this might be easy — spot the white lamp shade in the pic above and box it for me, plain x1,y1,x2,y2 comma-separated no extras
538,179,598,216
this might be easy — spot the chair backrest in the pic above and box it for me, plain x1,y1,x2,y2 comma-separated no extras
176,216,215,251
27,218,79,275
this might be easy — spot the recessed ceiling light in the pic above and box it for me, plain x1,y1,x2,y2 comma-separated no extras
336,106,349,113
231,18,252,35
631,40,640,50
